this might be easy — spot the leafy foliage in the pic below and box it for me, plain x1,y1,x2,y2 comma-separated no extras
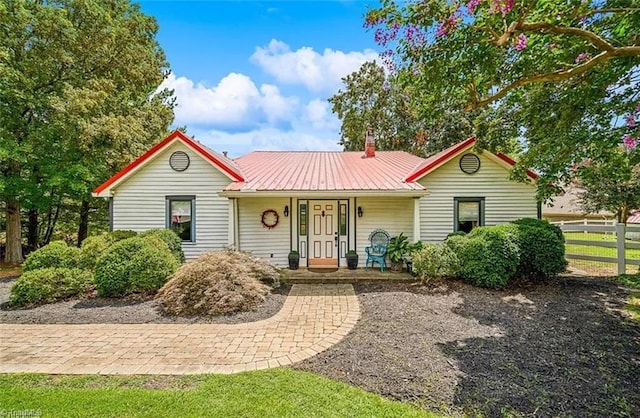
78,235,113,271
511,218,567,280
411,243,460,284
94,237,177,297
364,1,640,205
0,0,175,262
456,225,520,288
387,233,410,263
139,229,185,264
156,250,280,316
23,241,81,272
109,230,139,242
10,268,93,307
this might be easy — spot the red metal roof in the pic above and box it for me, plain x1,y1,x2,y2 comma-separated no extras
628,212,640,223
226,151,426,192
93,130,244,194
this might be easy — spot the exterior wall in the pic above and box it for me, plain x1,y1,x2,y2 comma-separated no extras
111,141,232,260
354,197,414,263
237,197,291,267
418,152,537,242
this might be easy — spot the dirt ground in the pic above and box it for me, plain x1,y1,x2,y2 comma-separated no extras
294,277,640,417
0,276,289,325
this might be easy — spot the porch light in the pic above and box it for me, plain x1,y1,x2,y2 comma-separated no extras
357,206,363,217
284,205,289,217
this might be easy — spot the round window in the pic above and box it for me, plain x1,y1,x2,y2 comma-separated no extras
459,153,480,174
169,151,190,172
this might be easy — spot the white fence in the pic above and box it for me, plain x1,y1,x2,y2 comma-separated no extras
552,220,640,275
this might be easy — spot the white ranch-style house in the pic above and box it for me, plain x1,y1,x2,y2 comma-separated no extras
93,130,539,267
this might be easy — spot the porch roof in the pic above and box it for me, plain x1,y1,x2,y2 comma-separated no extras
224,150,427,193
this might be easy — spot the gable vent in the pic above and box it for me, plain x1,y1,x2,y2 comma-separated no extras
169,151,190,172
459,153,480,174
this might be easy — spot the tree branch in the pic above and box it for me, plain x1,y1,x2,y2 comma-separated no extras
518,22,615,51
586,8,640,16
465,46,640,110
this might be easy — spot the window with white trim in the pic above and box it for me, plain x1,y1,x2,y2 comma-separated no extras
167,196,195,242
454,197,484,233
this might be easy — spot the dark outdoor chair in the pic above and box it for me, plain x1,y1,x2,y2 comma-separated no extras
365,229,390,271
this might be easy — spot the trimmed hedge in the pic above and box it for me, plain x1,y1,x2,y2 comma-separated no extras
511,218,567,279
457,225,520,288
108,230,138,241
412,243,460,283
10,268,93,307
139,229,185,264
78,235,114,271
94,237,178,297
23,241,81,272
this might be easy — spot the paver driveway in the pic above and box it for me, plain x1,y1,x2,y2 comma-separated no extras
0,284,359,375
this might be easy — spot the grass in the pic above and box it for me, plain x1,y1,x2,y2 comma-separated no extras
563,232,640,276
0,369,440,418
614,273,640,322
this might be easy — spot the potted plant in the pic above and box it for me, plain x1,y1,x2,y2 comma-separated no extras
288,250,300,270
387,233,410,272
346,250,358,269
405,241,423,276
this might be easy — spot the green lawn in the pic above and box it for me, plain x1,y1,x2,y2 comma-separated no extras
0,369,439,418
563,232,640,275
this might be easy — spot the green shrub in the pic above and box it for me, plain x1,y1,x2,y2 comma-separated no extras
446,231,467,239
156,250,280,316
10,267,93,307
511,219,567,280
444,233,467,254
108,230,138,242
412,243,460,284
387,233,410,265
512,218,564,243
23,241,81,272
78,235,114,270
95,237,177,297
139,229,185,264
457,225,520,288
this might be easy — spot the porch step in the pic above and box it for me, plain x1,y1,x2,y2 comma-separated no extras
282,268,419,284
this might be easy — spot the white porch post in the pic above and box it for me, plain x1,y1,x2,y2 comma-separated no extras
228,198,236,248
413,197,421,242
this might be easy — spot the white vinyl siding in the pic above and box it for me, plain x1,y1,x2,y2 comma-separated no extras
418,152,537,242
354,197,414,262
237,197,291,267
112,142,231,260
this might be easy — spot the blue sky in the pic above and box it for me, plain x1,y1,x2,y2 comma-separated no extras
137,1,382,156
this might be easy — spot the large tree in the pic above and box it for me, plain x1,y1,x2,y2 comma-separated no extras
0,0,174,262
330,61,482,156
364,1,640,200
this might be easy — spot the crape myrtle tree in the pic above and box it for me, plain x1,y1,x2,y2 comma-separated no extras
364,0,640,201
0,0,175,263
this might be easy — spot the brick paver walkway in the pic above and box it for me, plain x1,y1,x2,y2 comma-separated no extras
0,284,359,375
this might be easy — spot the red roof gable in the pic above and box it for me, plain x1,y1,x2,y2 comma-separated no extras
405,137,537,182
93,130,244,195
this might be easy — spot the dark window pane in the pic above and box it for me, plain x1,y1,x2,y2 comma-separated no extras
457,201,480,233
170,200,192,241
339,204,347,236
299,204,307,236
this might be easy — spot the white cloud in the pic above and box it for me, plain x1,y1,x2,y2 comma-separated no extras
251,39,379,92
161,41,379,154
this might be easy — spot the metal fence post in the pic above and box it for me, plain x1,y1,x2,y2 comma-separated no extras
616,222,626,275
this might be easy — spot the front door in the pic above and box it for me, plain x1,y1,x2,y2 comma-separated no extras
308,201,338,267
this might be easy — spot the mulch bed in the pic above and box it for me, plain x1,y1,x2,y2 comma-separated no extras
0,275,289,325
293,277,640,417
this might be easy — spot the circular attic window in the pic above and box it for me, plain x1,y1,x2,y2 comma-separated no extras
169,151,190,172
459,153,480,174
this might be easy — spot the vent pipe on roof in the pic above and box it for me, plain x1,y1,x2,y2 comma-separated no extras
223,151,228,157
364,128,375,158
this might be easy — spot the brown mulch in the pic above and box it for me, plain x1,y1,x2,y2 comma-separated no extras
0,275,289,324
293,277,640,417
